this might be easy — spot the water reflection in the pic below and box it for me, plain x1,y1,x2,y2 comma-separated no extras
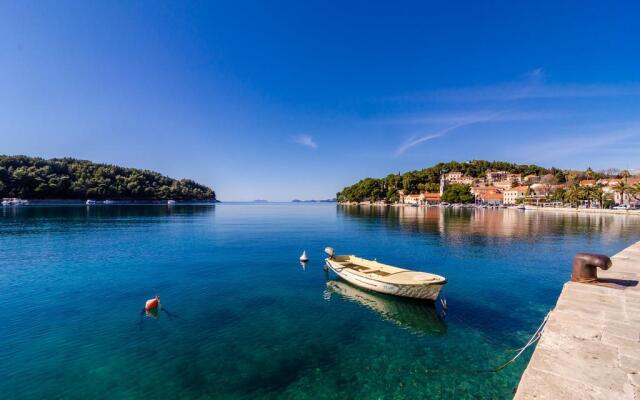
338,205,640,242
325,279,447,336
1,204,215,219
0,204,216,235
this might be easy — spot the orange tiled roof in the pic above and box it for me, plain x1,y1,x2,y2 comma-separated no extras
472,186,500,192
505,186,529,193
580,179,596,186
480,193,504,200
422,192,441,199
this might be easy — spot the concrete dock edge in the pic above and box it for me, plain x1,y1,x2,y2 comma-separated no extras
514,240,640,399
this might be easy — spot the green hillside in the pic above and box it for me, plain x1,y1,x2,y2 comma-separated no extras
0,155,215,201
337,160,566,203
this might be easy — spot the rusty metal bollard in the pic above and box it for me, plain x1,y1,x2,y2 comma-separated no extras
571,253,612,283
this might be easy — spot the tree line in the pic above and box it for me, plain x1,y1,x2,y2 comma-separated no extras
539,182,640,208
336,160,629,203
0,155,215,200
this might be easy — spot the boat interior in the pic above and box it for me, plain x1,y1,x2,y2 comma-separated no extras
330,255,446,285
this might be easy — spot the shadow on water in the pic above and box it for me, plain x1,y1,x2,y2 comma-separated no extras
325,279,447,336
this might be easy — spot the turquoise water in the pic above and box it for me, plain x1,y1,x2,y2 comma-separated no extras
1,204,639,399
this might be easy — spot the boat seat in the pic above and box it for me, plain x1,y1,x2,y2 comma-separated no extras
338,262,371,272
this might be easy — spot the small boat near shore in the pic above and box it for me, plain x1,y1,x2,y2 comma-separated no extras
324,247,446,301
2,198,29,206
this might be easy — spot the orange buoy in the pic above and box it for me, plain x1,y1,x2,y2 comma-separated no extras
145,295,160,311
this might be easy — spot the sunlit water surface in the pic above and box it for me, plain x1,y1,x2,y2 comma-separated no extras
1,204,639,399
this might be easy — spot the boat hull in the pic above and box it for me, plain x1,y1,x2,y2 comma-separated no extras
326,259,444,301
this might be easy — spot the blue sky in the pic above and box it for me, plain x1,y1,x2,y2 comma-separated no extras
1,1,639,201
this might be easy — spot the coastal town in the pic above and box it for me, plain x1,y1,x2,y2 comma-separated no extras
344,169,640,210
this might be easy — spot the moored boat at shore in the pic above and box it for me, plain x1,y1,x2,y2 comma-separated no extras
2,198,28,206
324,247,446,301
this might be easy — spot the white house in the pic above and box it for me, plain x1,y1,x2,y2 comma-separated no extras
503,186,528,205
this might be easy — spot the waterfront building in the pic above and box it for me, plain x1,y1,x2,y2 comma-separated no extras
399,193,421,205
492,180,513,190
423,192,441,205
478,192,504,205
503,186,528,205
611,177,640,205
529,183,552,196
471,186,501,196
399,192,441,205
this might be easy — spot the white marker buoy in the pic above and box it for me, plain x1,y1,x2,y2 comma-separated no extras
299,250,309,262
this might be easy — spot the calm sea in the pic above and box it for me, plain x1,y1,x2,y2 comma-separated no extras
1,204,639,399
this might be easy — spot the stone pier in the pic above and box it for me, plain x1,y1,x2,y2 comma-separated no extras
514,240,640,399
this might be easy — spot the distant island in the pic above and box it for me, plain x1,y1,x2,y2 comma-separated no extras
0,155,215,201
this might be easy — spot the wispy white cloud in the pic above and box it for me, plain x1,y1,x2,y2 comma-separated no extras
394,133,444,157
292,134,318,149
518,123,640,162
394,111,505,156
389,69,640,103
431,83,640,103
389,68,640,160
384,109,564,126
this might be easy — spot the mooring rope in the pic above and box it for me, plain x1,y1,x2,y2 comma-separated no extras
425,310,552,375
492,311,550,372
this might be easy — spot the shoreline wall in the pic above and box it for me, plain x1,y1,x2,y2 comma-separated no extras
514,240,640,399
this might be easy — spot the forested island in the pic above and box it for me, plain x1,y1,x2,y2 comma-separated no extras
336,160,625,203
0,155,215,201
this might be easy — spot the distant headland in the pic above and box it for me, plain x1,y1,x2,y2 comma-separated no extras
0,155,215,201
336,160,638,207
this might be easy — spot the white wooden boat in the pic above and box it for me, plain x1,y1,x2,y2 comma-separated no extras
324,247,446,301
